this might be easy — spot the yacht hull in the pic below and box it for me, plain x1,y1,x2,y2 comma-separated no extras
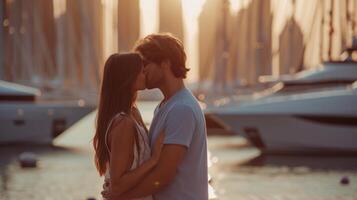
0,102,95,144
209,113,357,152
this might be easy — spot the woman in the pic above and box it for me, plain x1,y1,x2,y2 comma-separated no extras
93,53,164,200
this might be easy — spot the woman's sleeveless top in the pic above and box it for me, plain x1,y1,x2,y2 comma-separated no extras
104,112,153,200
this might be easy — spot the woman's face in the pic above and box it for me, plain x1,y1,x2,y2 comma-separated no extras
132,66,146,91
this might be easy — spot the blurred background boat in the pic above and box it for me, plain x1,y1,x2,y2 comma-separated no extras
0,80,95,144
205,45,357,153
206,81,357,153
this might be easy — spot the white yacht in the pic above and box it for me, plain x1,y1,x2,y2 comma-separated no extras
0,80,95,144
205,50,357,153
206,82,357,152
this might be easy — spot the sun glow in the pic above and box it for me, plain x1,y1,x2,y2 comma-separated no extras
181,0,206,83
229,0,251,15
102,0,118,58
52,0,66,18
139,0,159,38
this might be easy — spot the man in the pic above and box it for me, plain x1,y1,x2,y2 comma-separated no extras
103,33,208,200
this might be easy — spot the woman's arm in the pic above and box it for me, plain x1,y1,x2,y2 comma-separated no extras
108,117,163,196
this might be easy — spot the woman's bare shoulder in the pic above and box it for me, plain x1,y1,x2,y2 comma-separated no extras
109,114,136,140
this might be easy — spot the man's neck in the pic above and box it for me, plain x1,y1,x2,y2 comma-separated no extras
159,79,185,103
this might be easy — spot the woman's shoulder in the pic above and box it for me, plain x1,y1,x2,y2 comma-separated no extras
107,113,137,154
111,113,135,130
108,113,136,139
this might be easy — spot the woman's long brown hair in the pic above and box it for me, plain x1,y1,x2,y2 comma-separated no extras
93,53,142,176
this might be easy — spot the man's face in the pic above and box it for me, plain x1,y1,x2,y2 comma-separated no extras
143,59,164,89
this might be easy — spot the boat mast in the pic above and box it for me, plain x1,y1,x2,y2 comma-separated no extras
220,0,229,91
328,0,334,61
319,0,325,62
0,0,4,80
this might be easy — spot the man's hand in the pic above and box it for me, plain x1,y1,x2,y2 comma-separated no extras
101,179,132,200
119,144,187,199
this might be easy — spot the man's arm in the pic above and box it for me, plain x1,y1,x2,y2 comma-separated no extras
103,104,195,200
119,144,186,199
119,105,195,199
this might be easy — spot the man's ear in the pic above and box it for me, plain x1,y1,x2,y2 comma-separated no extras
161,59,171,70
